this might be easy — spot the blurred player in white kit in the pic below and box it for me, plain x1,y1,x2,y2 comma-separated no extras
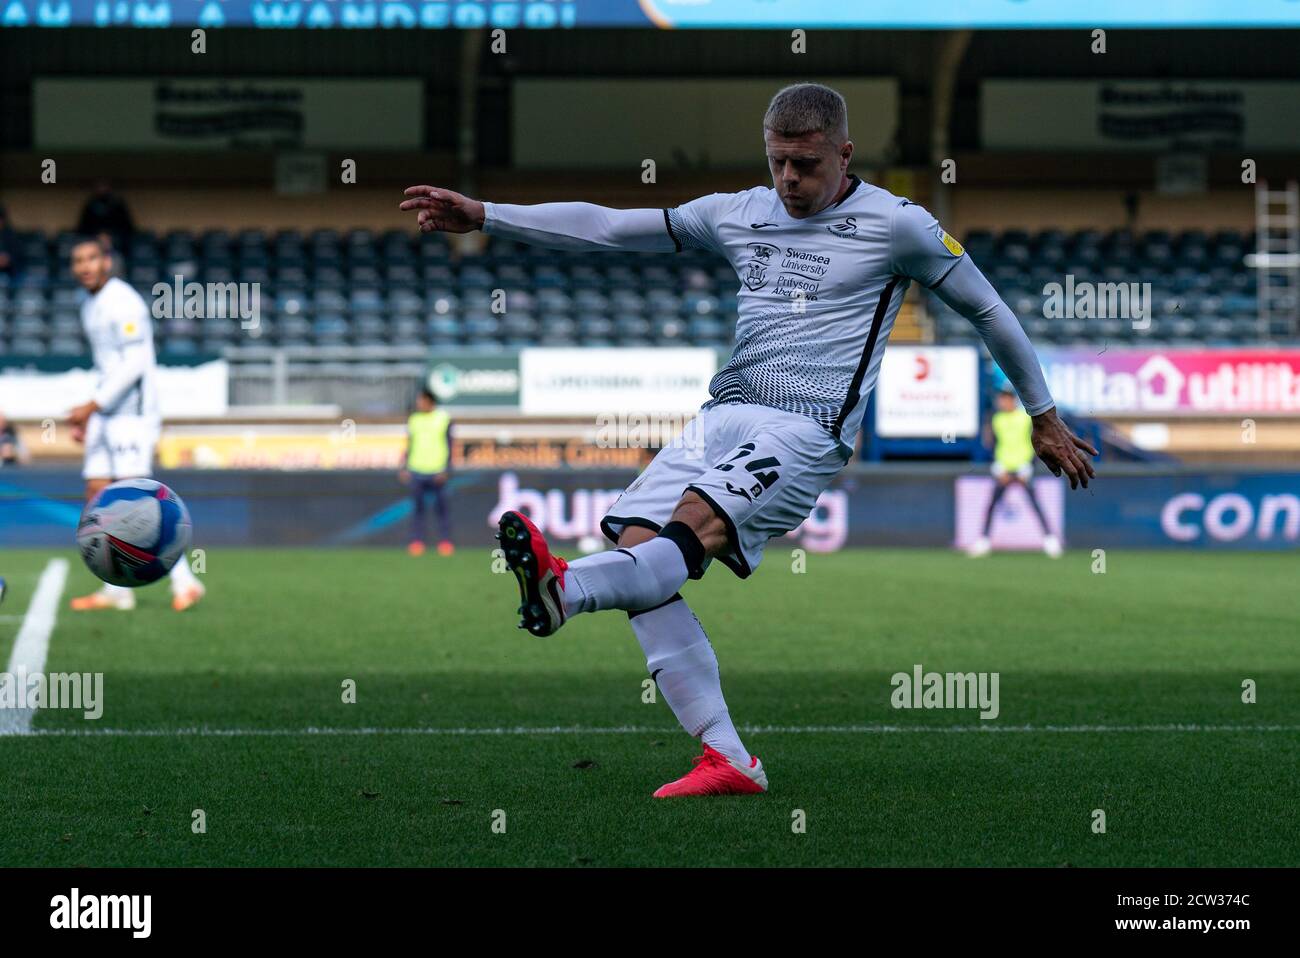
64,237,204,612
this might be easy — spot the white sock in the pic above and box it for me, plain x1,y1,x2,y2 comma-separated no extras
628,596,749,766
99,583,132,599
563,537,689,617
168,554,199,592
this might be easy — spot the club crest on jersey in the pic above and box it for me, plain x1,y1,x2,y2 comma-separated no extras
936,227,964,256
826,216,859,239
743,243,778,291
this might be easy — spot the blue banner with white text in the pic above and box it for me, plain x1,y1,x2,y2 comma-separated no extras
3,0,1297,30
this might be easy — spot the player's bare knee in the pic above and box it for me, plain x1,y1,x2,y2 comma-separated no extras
617,525,657,549
668,492,729,556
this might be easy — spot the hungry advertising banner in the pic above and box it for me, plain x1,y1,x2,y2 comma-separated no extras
1040,348,1300,416
4,467,1297,551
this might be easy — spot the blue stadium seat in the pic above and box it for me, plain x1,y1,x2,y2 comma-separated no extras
578,316,615,339
48,336,83,356
10,224,1280,353
163,338,199,356
352,315,389,345
312,314,350,344
421,264,455,284
499,314,535,335
274,317,312,345
426,315,462,337
10,337,47,356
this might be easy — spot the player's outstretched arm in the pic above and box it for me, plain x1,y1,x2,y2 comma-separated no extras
890,203,1098,488
400,185,676,253
931,258,1097,488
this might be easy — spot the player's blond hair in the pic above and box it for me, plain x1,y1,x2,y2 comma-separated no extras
763,83,849,144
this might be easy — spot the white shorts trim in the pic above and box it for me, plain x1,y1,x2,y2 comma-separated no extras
991,461,1033,482
82,414,160,480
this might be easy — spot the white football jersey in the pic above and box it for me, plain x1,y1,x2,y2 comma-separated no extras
81,276,159,418
667,176,966,456
482,177,1054,457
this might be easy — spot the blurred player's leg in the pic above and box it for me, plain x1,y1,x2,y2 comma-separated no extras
71,471,136,610
982,478,1011,536
408,473,429,556
1016,475,1061,556
169,552,205,611
1021,479,1061,557
70,582,135,611
968,471,1009,557
431,480,453,555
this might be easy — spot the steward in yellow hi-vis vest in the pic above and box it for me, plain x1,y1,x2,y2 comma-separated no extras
970,385,1060,558
401,388,454,556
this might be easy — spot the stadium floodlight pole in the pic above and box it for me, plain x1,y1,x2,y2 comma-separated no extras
928,30,972,230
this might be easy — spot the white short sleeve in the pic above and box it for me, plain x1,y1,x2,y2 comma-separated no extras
665,193,735,255
890,201,967,289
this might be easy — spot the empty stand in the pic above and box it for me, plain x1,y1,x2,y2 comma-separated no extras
1,227,1292,356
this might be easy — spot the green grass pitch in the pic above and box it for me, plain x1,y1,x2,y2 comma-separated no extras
1,546,1296,867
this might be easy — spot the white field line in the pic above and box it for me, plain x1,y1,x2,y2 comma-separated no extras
8,722,1300,739
0,558,70,736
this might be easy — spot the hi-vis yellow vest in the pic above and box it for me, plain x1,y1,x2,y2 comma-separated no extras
992,408,1034,472
407,409,450,473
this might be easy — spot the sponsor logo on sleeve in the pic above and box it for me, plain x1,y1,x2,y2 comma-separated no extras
936,227,964,256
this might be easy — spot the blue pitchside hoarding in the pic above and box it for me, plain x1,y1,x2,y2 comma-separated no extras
3,466,1297,551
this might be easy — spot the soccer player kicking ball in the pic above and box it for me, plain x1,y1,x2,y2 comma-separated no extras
64,237,205,612
401,83,1097,798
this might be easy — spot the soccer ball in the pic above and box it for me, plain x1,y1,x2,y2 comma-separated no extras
76,479,193,587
